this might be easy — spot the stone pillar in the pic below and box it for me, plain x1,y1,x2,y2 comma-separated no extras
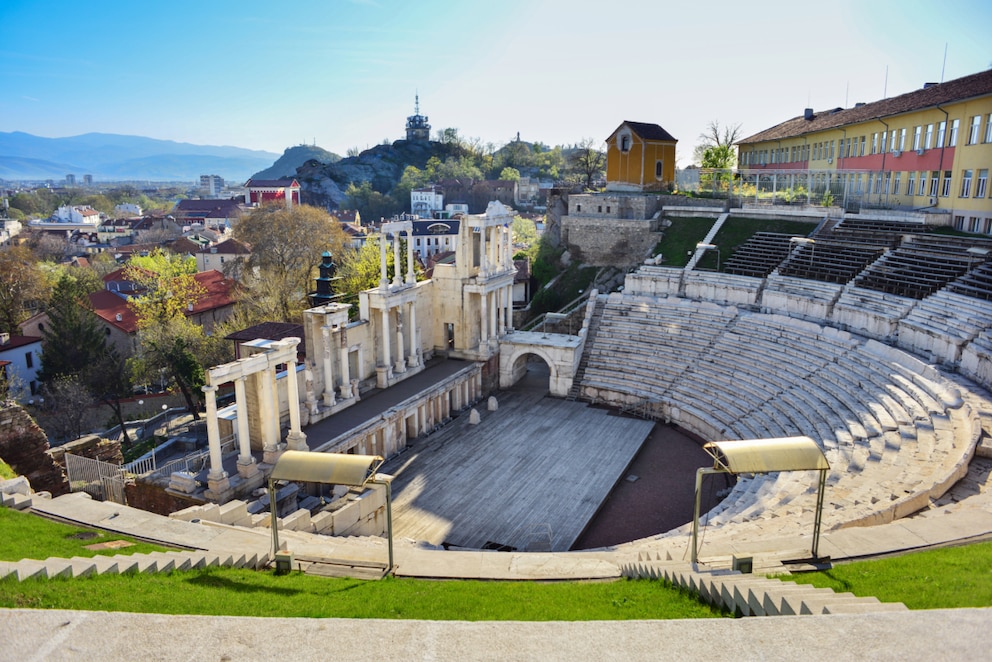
203,384,230,495
261,367,283,464
321,326,335,406
406,229,416,284
394,309,406,373
284,353,308,451
407,302,418,368
339,339,351,397
234,376,257,478
381,308,392,368
490,289,499,339
479,224,488,276
379,235,388,289
505,285,513,331
480,291,489,344
392,233,402,286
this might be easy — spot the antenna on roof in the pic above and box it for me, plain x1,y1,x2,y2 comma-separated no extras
415,90,420,115
941,42,948,83
883,65,888,98
845,81,849,108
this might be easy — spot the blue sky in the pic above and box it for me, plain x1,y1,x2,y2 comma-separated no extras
1,0,990,165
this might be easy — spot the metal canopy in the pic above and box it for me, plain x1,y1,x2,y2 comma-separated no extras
268,451,393,574
270,450,383,486
703,436,829,474
692,437,831,564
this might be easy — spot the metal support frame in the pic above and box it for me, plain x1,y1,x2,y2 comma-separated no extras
691,467,725,564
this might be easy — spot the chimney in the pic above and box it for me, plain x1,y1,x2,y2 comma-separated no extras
923,82,938,89
0,332,9,345
803,108,814,120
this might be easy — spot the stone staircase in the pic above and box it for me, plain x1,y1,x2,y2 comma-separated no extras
0,549,270,582
566,296,606,401
620,557,908,616
1,490,34,511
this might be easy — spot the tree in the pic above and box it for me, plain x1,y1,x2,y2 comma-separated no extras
693,120,742,166
38,273,107,382
84,344,135,450
125,250,204,326
344,182,401,223
335,236,423,307
37,375,94,443
130,317,207,419
568,138,606,190
234,203,349,320
701,144,737,169
511,215,538,249
0,246,49,335
499,167,521,182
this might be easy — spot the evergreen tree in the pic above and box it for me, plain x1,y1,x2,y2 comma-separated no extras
38,273,106,382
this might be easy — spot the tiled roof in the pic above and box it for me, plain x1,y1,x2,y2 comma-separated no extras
609,121,678,143
196,238,250,255
225,322,303,343
244,179,300,188
411,220,460,235
738,68,992,144
174,199,243,217
89,269,238,335
0,334,43,352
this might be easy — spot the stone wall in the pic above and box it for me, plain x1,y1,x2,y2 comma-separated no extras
0,404,68,495
125,477,202,516
561,216,663,267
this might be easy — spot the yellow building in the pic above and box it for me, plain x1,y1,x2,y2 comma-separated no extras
737,69,992,234
605,121,677,192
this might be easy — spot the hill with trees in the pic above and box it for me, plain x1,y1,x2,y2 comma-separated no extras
250,144,342,180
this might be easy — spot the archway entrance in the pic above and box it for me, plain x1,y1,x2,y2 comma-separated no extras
508,352,552,396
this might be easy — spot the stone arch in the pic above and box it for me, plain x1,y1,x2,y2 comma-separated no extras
499,343,575,397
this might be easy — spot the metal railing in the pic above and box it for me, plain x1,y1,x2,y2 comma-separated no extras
519,291,592,334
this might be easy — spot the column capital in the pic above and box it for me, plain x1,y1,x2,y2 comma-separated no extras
202,383,218,394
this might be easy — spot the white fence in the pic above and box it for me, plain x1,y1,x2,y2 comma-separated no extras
64,453,128,505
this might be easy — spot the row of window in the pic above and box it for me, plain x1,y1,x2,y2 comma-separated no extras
740,112,992,166
814,169,990,199
953,215,992,235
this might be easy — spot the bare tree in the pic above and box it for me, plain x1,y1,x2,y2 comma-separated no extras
568,138,606,190
693,121,743,165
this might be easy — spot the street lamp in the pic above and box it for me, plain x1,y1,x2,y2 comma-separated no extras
790,237,816,268
695,242,721,271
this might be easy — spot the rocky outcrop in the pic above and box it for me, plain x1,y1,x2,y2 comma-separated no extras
250,144,341,180
295,140,470,209
0,405,68,496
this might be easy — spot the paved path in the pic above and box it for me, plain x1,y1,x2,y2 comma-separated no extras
3,607,989,661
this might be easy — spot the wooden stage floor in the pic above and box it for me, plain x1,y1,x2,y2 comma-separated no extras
384,375,655,552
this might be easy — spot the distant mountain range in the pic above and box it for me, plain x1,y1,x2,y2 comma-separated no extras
0,132,281,182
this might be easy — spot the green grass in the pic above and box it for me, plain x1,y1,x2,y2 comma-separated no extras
653,217,718,267
0,459,15,480
0,569,724,619
0,508,170,562
785,541,992,610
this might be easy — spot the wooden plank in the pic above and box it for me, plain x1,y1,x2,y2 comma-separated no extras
384,393,654,552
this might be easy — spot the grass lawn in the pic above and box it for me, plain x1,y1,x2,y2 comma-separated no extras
0,508,170,562
0,459,15,480
785,540,992,610
699,216,819,271
653,217,718,267
0,569,725,620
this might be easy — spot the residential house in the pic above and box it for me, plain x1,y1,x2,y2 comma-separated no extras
173,199,244,232
605,121,678,192
412,185,444,218
0,332,43,400
195,238,251,276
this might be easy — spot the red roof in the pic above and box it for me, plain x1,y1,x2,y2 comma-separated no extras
245,178,300,188
196,238,251,255
89,269,239,334
0,334,43,352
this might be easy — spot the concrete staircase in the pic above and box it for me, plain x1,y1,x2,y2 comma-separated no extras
0,549,270,582
566,296,606,401
0,490,34,511
620,558,908,616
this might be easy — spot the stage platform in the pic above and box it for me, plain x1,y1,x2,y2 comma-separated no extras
384,380,655,552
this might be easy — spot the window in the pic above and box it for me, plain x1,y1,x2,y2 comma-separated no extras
25,352,33,369
941,171,952,197
968,115,981,145
880,131,887,151
872,133,879,154
883,172,892,194
606,206,611,213
829,141,834,159
575,204,581,212
597,205,602,213
899,128,906,151
872,173,882,194
954,215,965,230
948,119,959,147
859,136,866,156
907,172,915,196
893,172,901,195
655,160,663,179
961,170,973,197
976,169,988,198
937,121,946,147
918,172,927,196
970,217,983,233
890,130,898,152
913,126,922,150
986,114,992,143
620,135,631,152
925,124,933,149
929,171,940,197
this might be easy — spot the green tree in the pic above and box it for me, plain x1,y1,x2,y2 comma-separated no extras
499,167,521,182
511,215,538,249
335,236,423,307
693,120,742,166
38,273,107,382
344,182,401,222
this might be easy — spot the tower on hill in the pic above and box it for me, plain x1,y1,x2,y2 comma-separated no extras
406,94,431,142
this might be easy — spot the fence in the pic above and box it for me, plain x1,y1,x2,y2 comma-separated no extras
123,433,237,478
64,452,128,505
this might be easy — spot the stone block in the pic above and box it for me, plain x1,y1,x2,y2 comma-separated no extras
282,509,311,532
217,500,248,525
332,499,360,532
311,511,334,534
168,472,197,495
0,476,30,496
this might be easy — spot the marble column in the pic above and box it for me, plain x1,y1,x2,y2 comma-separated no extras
480,291,489,344
406,229,416,284
379,234,389,289
490,289,499,339
407,301,418,368
261,367,283,464
234,376,257,478
339,337,351,398
394,310,406,373
381,308,392,368
479,225,487,276
284,353,308,451
321,325,335,406
203,384,230,495
392,233,402,286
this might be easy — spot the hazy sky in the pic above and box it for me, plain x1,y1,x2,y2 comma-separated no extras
2,0,990,165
